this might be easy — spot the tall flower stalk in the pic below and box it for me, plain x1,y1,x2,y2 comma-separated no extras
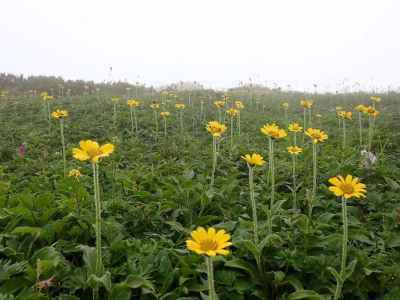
206,121,227,187
242,153,266,243
150,102,160,139
214,100,225,122
175,103,186,134
338,111,352,149
328,175,366,300
282,102,289,125
234,100,244,136
300,100,313,143
111,96,119,129
364,106,379,151
355,105,367,149
160,111,170,136
260,123,287,233
226,108,239,151
127,99,140,135
287,146,303,209
72,140,114,281
52,110,69,176
305,128,328,217
186,227,232,300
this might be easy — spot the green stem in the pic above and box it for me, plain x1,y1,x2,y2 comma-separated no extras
92,163,103,276
60,119,66,176
134,108,138,134
249,166,258,243
180,110,184,134
238,111,241,136
358,112,362,149
310,143,317,218
129,108,134,136
206,256,216,300
292,154,297,209
211,136,217,187
343,119,346,149
230,116,233,151
333,196,348,300
163,117,167,136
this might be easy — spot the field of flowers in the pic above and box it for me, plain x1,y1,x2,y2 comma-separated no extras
0,90,400,300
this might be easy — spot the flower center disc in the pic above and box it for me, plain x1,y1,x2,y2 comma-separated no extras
341,183,354,194
200,238,218,251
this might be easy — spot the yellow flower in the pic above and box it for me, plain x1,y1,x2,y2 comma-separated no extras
68,169,82,179
72,140,115,164
127,99,140,108
305,128,328,144
328,175,367,199
315,113,322,118
234,101,244,109
241,153,266,167
261,123,287,139
150,103,160,110
214,100,226,109
186,227,232,256
355,104,367,113
335,106,343,111
42,95,54,102
51,109,69,119
226,108,239,117
338,111,352,120
287,146,303,155
175,103,186,109
40,92,49,99
111,96,120,102
300,99,313,109
288,122,303,133
370,96,381,103
364,106,379,118
282,102,289,109
206,121,227,137
160,111,170,118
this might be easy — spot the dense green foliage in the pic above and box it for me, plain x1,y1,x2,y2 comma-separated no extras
0,91,400,299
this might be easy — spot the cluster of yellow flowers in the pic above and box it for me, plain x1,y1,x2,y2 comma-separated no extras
226,108,239,117
234,100,244,109
51,109,69,119
241,153,265,167
127,99,140,108
175,103,186,109
160,111,170,118
355,104,379,117
206,121,227,137
337,111,352,120
288,122,303,132
305,128,328,144
214,100,226,109
73,140,115,164
300,99,313,109
260,123,287,139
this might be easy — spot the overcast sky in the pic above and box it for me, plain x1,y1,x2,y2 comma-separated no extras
1,0,400,91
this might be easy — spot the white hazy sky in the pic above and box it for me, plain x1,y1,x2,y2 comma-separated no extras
1,0,400,91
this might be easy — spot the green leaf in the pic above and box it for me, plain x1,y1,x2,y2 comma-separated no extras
287,290,329,300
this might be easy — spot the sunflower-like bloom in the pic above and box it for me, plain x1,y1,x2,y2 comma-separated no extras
288,122,303,133
51,109,69,119
42,95,54,102
206,121,227,138
260,123,287,139
370,96,381,103
175,103,186,109
305,128,328,144
355,104,367,113
235,100,244,109
226,108,239,117
214,100,226,109
111,96,120,102
127,99,140,108
364,106,379,118
160,111,170,118
338,111,352,120
40,92,48,99
68,169,82,179
287,146,303,155
300,99,313,109
150,103,160,110
328,175,367,199
282,102,289,109
241,153,266,167
72,140,115,164
186,227,232,256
